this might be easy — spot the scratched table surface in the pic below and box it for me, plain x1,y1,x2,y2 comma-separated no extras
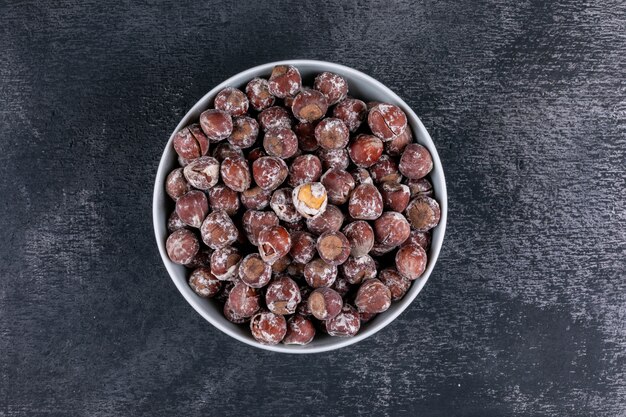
1,1,625,416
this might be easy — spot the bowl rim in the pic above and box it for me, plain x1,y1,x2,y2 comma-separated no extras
153,59,447,353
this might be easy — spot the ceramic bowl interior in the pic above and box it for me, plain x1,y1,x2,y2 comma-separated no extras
153,59,447,353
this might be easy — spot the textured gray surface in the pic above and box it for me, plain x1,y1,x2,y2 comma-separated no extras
1,0,625,416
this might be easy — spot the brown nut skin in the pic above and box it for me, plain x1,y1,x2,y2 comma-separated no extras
399,143,433,180
268,65,302,98
245,77,275,111
355,279,392,314
175,190,209,228
350,168,373,185
370,242,396,257
288,262,306,278
289,231,317,264
326,305,361,337
406,177,434,198
342,221,375,257
220,156,251,192
173,124,209,160
265,276,301,315
293,121,319,152
272,254,291,274
283,219,306,233
348,134,384,168
395,243,427,280
258,106,292,132
405,196,441,232
341,255,377,284
313,72,348,105
315,118,350,150
374,211,411,247
200,210,238,249
333,98,367,132
359,311,377,323
332,275,352,297
348,183,384,220
316,231,351,266
320,169,355,205
379,268,411,301
238,253,272,288
252,156,289,191
380,182,411,212
242,210,279,246
186,248,213,269
212,142,244,162
304,258,338,288
308,287,343,321
270,188,302,223
402,230,432,250
250,311,287,345
369,155,402,184
292,182,328,219
188,267,222,298
200,109,233,141
165,168,191,201
240,186,272,210
167,211,187,233
317,148,350,171
385,125,413,156
228,282,261,318
183,156,220,190
215,279,235,304
223,299,248,324
247,147,267,163
368,103,408,141
210,246,242,281
208,185,240,216
263,127,299,158
166,229,200,265
228,116,259,148
288,154,323,187
283,315,316,345
257,225,292,265
291,89,329,123
214,87,249,116
306,204,344,235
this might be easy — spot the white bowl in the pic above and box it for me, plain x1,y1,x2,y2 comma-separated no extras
153,59,447,353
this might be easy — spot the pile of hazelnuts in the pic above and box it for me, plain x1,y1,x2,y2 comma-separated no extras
164,65,440,345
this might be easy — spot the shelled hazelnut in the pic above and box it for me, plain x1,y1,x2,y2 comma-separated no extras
257,225,292,264
320,169,355,205
308,287,343,320
283,315,316,345
265,276,301,315
326,305,361,337
200,109,233,141
355,279,391,314
342,220,375,257
183,156,220,190
292,182,328,218
166,229,199,265
395,244,427,280
250,311,287,345
288,154,322,187
210,246,242,281
188,267,222,298
246,77,275,111
239,253,272,288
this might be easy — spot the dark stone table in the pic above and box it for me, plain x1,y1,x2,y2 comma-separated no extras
1,1,624,415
